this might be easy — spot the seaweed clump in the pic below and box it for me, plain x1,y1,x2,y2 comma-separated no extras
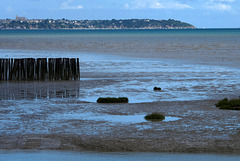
97,97,129,103
144,113,165,121
215,98,240,110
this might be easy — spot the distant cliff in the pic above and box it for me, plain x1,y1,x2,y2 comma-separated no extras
0,18,196,30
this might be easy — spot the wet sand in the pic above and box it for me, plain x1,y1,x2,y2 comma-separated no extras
0,54,240,153
0,81,240,153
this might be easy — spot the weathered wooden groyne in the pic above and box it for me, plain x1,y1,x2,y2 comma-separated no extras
0,58,80,81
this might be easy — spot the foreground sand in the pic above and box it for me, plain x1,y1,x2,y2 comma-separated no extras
0,81,240,153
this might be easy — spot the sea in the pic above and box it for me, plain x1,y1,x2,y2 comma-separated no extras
0,29,240,160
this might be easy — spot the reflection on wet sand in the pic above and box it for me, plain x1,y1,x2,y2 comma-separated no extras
0,81,80,100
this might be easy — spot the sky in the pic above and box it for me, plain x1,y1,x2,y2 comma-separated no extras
0,0,240,28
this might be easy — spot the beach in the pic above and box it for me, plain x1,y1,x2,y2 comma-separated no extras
0,29,240,153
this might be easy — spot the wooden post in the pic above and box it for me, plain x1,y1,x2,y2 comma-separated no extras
0,58,80,81
77,58,80,80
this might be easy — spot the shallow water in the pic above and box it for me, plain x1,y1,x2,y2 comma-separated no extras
79,53,240,103
0,150,239,161
50,112,181,124
1,50,240,102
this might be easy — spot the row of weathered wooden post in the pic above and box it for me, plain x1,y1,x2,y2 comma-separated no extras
0,58,80,81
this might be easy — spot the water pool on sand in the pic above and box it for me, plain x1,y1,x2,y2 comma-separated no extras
51,113,181,124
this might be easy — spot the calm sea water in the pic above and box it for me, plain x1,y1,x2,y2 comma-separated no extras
1,29,240,66
1,28,240,36
0,29,239,53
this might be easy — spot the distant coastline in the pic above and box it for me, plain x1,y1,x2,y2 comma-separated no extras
0,17,196,30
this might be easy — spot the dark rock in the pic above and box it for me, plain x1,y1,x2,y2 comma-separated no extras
154,87,161,91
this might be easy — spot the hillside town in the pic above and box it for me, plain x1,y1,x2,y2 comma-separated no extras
0,16,195,30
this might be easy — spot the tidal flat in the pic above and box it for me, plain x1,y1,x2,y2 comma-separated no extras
0,29,240,154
